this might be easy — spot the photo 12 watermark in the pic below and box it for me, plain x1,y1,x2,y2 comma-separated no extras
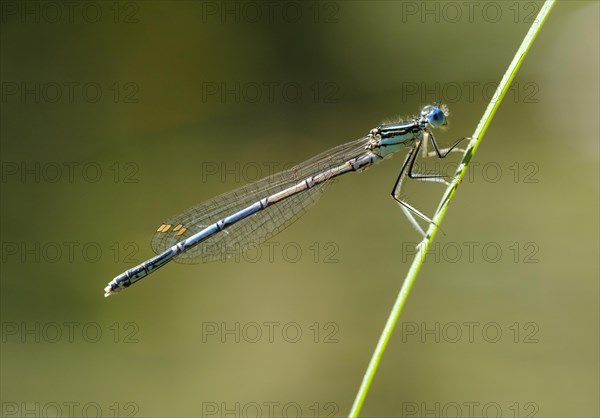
200,81,339,104
400,81,540,104
401,241,540,264
400,1,543,24
1,401,140,418
400,321,540,344
1,161,140,184
200,401,339,418
198,241,340,264
199,161,298,184
197,159,346,185
1,241,141,265
1,321,140,344
0,1,140,24
201,321,340,344
408,161,541,185
1,81,139,104
401,400,539,418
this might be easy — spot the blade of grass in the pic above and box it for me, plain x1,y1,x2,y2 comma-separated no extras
349,1,557,416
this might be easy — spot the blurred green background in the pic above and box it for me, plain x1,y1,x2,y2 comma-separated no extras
1,1,598,417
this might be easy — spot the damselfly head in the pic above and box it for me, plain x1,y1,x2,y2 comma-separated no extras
421,104,449,128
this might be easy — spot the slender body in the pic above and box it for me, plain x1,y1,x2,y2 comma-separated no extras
104,105,461,296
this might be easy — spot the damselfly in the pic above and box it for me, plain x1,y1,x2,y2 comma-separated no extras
104,104,464,297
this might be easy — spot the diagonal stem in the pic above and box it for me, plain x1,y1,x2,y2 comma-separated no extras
349,1,557,416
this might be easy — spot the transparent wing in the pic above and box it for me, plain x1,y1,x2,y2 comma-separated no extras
151,136,372,263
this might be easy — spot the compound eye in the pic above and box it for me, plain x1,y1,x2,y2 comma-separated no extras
427,107,447,127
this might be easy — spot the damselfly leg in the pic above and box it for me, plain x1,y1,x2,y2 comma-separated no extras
391,134,469,237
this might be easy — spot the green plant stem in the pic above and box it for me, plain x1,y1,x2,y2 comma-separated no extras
349,1,556,416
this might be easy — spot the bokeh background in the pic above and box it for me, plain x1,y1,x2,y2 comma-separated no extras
1,1,598,417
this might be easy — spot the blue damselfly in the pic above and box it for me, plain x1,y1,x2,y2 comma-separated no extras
104,105,464,296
